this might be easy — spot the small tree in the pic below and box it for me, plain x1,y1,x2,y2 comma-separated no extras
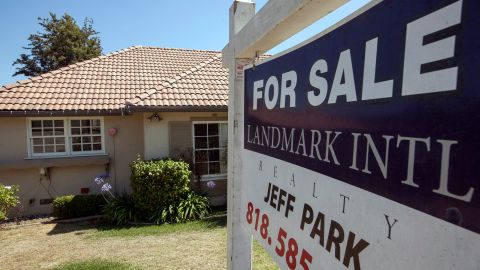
13,13,102,77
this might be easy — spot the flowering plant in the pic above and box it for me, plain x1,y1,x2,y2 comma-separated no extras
93,174,114,202
94,174,138,225
206,181,216,189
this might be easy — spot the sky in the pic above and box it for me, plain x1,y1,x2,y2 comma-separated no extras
0,0,371,86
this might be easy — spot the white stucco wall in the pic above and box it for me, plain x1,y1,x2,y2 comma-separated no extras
143,111,227,160
0,113,145,216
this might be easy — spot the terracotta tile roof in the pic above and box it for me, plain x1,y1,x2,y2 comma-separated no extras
130,53,228,108
0,46,228,113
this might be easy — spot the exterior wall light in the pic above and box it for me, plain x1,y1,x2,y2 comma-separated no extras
147,113,162,122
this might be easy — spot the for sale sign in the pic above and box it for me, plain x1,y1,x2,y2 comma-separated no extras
241,0,480,269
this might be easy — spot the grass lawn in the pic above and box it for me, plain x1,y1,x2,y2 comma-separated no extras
0,216,279,270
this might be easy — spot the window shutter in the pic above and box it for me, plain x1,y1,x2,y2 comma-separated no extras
169,121,193,163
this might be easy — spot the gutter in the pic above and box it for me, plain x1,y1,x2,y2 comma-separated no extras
0,109,128,117
127,105,228,113
0,105,228,117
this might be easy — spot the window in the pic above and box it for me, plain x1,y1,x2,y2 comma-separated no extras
28,117,104,157
30,119,66,156
193,122,227,177
70,119,103,153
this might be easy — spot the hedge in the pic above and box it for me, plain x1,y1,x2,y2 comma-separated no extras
52,194,105,219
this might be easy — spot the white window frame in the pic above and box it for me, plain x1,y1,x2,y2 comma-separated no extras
192,121,228,180
27,117,106,158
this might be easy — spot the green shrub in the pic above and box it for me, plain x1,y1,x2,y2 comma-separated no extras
178,191,210,221
150,191,210,224
130,157,190,215
103,193,137,225
0,184,20,221
53,194,105,219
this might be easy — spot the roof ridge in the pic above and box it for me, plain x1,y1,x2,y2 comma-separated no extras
0,45,143,92
129,52,222,105
137,46,220,53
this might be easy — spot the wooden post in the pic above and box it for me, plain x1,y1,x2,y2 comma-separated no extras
225,1,255,270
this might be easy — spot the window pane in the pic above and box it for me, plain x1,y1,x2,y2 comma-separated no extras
71,120,80,127
195,150,208,162
32,129,42,136
81,120,90,127
194,163,208,175
55,137,65,144
82,137,91,143
33,138,43,145
44,145,54,153
208,136,219,148
54,128,64,136
194,124,207,136
44,137,55,145
209,162,220,174
209,150,220,162
43,129,53,136
93,136,102,143
33,146,43,153
43,120,53,128
92,119,101,126
72,145,81,152
92,127,101,134
82,144,92,151
71,137,81,144
220,123,228,148
208,124,219,135
56,145,65,152
71,128,80,135
194,137,208,149
31,121,42,128
54,120,64,127
81,128,91,135
93,144,102,151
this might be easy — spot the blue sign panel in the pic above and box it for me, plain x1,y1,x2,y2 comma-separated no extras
244,0,480,236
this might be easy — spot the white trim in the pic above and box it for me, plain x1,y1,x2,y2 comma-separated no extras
26,117,106,159
24,154,108,160
192,120,228,124
200,174,227,181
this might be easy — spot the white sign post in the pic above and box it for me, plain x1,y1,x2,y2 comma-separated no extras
224,2,255,269
223,1,348,269
224,0,480,269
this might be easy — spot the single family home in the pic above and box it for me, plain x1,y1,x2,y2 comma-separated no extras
0,46,229,215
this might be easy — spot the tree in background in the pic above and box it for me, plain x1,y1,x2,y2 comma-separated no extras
13,13,102,77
